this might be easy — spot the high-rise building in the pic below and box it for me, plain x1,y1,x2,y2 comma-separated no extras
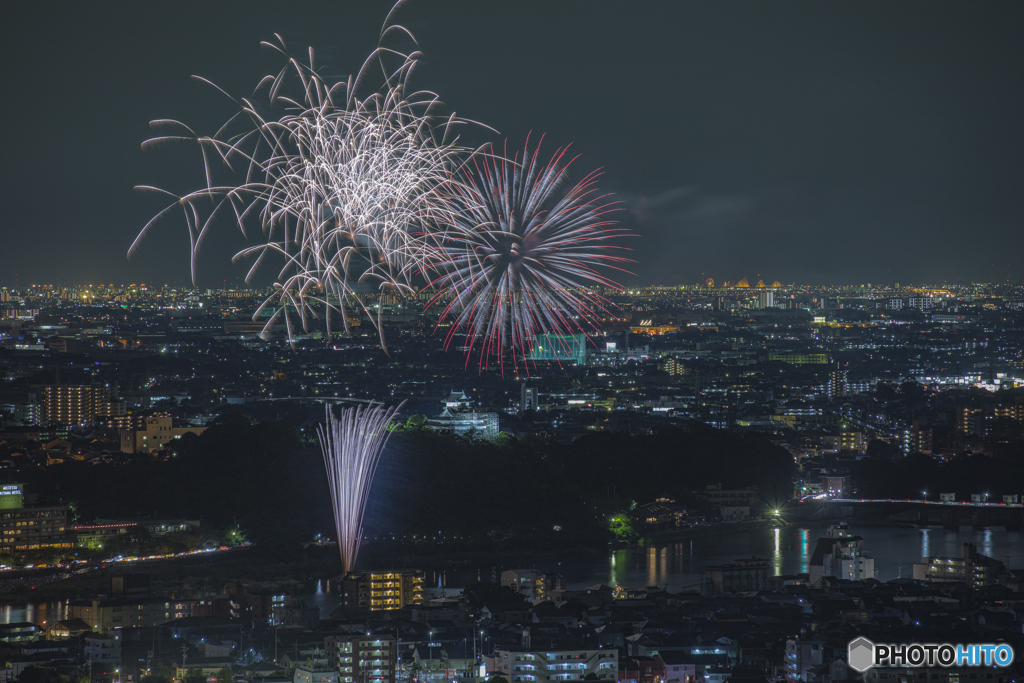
826,369,848,398
902,420,932,455
757,291,774,309
338,570,424,612
39,385,95,426
660,358,687,376
325,634,397,683
784,639,824,683
520,385,538,413
38,384,123,426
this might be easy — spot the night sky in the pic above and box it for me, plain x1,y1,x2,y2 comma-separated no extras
3,1,1023,287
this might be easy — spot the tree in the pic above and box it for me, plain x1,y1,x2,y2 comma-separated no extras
17,668,60,683
214,668,233,683
608,513,638,540
140,673,173,683
462,582,527,608
488,677,510,683
183,670,206,683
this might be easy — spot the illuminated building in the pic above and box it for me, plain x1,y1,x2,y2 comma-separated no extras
493,648,618,683
39,385,95,426
826,369,848,398
902,420,932,455
37,384,124,426
912,543,1004,588
767,352,829,365
0,623,41,643
784,639,824,683
339,570,424,611
529,333,586,363
70,598,185,633
958,405,1023,435
757,291,774,309
0,500,71,556
822,431,865,453
808,525,874,582
74,518,197,549
660,358,687,375
521,384,538,412
426,391,499,441
628,321,678,336
120,413,207,453
325,634,397,683
736,278,750,288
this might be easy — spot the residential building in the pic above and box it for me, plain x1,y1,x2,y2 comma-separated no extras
493,648,618,683
912,543,1005,588
69,597,190,633
84,632,121,667
35,384,123,426
0,623,40,643
808,525,874,583
325,633,397,683
120,413,207,453
501,569,564,603
338,570,424,612
702,557,769,596
902,420,932,455
784,639,823,683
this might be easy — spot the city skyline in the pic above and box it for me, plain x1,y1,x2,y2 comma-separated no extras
3,1,1023,287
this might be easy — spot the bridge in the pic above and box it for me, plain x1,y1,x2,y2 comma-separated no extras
793,497,1024,530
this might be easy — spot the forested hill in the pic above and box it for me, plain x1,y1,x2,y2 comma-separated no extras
21,418,795,554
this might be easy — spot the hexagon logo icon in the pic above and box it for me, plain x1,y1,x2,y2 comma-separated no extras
848,637,875,672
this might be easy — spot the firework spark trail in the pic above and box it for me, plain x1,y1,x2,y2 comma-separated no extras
317,401,405,573
132,34,471,346
428,137,634,372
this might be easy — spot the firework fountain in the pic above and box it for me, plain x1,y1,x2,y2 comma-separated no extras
317,401,405,572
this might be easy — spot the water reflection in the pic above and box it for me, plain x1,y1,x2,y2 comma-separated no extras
799,529,809,574
577,525,1024,594
772,528,781,576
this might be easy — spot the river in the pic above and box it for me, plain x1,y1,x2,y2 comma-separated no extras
2,525,1021,623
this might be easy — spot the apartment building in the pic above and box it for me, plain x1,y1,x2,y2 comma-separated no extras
493,648,618,683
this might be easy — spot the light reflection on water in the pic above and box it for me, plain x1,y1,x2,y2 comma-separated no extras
3,526,1021,623
551,525,1024,593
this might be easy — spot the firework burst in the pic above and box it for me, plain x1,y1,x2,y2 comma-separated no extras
317,401,405,573
131,33,470,345
429,137,632,371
